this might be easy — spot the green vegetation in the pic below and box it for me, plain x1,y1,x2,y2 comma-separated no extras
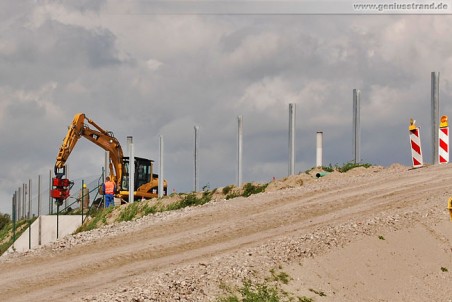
76,190,216,232
76,206,115,232
268,269,291,285
308,288,326,297
378,235,385,240
306,162,372,175
242,183,268,197
223,185,235,195
217,279,282,302
441,267,448,272
217,270,316,302
0,217,37,255
298,297,314,302
117,201,140,222
225,183,268,200
0,213,11,231
166,191,214,211
336,162,372,173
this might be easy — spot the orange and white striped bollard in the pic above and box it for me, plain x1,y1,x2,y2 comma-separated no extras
409,118,423,168
439,115,449,164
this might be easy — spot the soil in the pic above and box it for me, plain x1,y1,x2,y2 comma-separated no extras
0,163,451,302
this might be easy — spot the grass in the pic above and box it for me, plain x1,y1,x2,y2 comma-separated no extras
309,288,326,297
165,191,214,211
217,279,281,302
242,183,268,197
217,270,316,302
117,201,140,222
0,218,37,255
76,206,115,232
269,269,291,285
225,183,268,200
306,162,373,175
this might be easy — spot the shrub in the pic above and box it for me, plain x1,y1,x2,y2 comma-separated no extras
166,191,213,211
0,213,11,231
222,185,234,195
117,202,140,222
242,183,268,197
217,280,280,302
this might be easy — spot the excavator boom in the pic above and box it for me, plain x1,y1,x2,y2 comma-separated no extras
55,113,123,188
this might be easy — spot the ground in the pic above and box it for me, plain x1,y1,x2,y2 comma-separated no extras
0,163,451,301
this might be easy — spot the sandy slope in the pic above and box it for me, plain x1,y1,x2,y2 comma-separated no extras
0,164,451,301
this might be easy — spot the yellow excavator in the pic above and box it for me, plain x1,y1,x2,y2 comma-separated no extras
52,113,167,205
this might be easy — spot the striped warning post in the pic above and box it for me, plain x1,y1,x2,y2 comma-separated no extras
439,127,449,164
409,127,423,168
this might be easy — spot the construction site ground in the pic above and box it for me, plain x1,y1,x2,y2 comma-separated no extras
0,163,451,301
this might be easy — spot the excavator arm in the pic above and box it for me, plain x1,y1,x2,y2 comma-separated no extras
55,113,124,189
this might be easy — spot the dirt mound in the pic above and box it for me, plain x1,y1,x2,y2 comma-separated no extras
0,163,451,302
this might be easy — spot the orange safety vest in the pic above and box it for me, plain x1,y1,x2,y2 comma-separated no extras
104,181,115,195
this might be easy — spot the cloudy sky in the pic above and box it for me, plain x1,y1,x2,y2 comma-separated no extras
1,0,452,215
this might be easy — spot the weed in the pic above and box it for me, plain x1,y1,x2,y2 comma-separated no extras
378,235,385,240
322,165,335,173
336,162,371,173
226,192,240,200
0,217,38,255
441,267,448,272
225,183,268,200
166,191,213,211
298,297,314,302
223,185,234,195
269,269,291,285
77,206,114,232
0,213,11,231
217,279,280,302
309,288,326,297
242,183,268,197
142,203,158,216
117,202,140,222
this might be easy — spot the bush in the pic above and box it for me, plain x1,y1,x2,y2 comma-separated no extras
242,183,268,197
166,191,213,211
337,162,371,173
222,185,234,195
0,213,11,231
217,280,280,302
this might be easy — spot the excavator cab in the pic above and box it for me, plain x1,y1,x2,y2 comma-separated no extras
121,157,165,201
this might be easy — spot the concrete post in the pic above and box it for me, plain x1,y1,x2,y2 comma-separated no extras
38,175,41,217
289,103,296,175
23,183,26,220
432,72,440,164
28,179,32,219
12,193,16,244
49,169,52,215
237,115,243,187
353,89,361,164
194,126,199,192
159,135,164,198
316,131,323,167
104,151,110,180
128,137,135,203
18,187,21,220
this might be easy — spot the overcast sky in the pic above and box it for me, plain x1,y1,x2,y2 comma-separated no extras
1,0,452,215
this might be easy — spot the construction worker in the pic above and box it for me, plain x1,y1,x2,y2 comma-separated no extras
77,183,90,210
102,176,116,207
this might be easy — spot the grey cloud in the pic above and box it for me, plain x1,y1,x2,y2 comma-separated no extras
1,4,452,214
